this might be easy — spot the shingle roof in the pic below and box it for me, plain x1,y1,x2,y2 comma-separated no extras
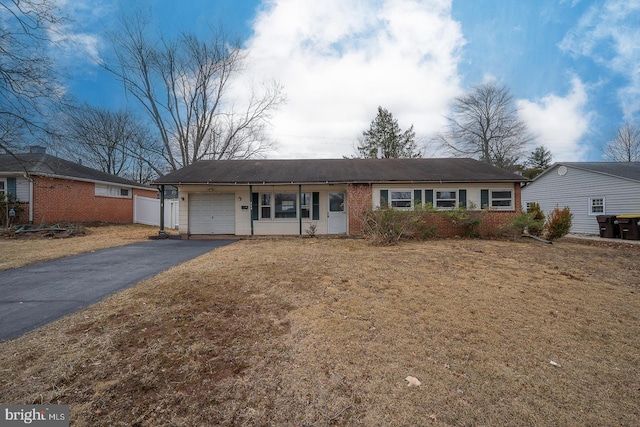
154,158,528,185
0,153,151,188
557,162,640,182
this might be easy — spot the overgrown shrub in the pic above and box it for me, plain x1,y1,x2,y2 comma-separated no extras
543,206,573,240
361,207,435,245
437,203,488,237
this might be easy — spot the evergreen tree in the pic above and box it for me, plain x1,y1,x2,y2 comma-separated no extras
523,145,553,178
356,106,419,158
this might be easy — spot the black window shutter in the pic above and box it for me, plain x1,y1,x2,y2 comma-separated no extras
414,189,422,207
7,177,16,196
481,189,489,209
380,190,388,208
425,189,434,205
312,192,320,220
459,189,467,208
251,193,259,220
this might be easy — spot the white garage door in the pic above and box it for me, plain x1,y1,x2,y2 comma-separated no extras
189,193,236,234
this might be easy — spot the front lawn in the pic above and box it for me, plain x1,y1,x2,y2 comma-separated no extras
1,237,638,426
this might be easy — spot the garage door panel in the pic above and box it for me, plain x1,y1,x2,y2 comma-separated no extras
189,193,235,234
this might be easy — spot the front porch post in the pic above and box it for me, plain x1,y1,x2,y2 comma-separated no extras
159,185,165,235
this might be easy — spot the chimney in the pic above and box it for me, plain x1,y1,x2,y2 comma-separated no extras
29,145,46,154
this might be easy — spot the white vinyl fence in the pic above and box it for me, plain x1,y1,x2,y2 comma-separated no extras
133,195,179,229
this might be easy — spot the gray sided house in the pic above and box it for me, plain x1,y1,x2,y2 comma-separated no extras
154,158,527,237
521,162,640,234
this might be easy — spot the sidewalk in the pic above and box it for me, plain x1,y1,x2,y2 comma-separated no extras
565,233,640,245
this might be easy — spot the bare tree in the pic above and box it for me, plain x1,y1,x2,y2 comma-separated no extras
603,122,640,162
0,0,65,154
102,13,284,171
436,82,533,169
52,105,164,183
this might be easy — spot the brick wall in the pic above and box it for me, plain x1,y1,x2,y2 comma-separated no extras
346,183,372,235
421,210,520,237
347,182,523,238
32,176,156,224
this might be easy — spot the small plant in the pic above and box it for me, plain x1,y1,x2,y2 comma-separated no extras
543,206,573,241
0,193,24,228
504,204,545,239
527,202,545,236
504,212,539,239
305,222,317,237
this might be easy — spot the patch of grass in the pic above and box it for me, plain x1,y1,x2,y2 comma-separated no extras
0,224,158,270
1,238,639,426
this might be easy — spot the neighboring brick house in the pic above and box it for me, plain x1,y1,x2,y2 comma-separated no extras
0,148,157,225
154,158,528,237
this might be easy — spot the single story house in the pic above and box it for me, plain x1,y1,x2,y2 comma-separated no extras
0,147,157,225
154,158,528,237
521,162,640,234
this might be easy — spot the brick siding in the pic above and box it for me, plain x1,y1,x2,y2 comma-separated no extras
347,183,372,235
347,183,522,238
31,176,156,224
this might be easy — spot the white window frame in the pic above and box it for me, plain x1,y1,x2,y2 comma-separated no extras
274,193,297,219
259,192,303,220
259,193,272,219
588,197,605,215
435,190,457,209
301,192,311,219
490,189,513,210
0,178,6,196
390,190,413,210
95,183,132,199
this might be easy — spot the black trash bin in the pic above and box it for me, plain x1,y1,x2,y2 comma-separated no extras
617,215,640,240
596,215,619,238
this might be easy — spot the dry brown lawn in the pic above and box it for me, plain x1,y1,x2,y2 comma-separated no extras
0,224,158,270
1,233,639,426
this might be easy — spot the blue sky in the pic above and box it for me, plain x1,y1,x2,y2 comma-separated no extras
58,0,640,162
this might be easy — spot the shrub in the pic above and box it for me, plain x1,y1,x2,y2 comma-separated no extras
305,222,317,237
437,203,488,237
361,207,435,245
504,212,536,239
543,206,573,240
527,202,545,236
504,203,545,238
0,193,24,228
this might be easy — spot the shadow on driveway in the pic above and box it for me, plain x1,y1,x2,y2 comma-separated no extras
0,239,236,342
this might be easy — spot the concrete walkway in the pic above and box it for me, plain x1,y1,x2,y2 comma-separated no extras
0,239,236,342
565,233,640,245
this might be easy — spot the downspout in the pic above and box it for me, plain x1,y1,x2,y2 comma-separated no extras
28,176,34,223
159,185,165,235
298,184,302,235
249,184,254,236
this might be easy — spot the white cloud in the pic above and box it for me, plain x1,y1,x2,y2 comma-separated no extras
49,0,114,74
238,0,465,158
517,77,592,161
560,0,640,119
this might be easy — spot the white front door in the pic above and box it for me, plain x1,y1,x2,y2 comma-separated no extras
189,193,236,234
327,192,347,234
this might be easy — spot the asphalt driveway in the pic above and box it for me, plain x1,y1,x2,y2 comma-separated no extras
0,239,236,342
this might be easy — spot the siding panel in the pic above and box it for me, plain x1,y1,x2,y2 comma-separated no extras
521,165,640,234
